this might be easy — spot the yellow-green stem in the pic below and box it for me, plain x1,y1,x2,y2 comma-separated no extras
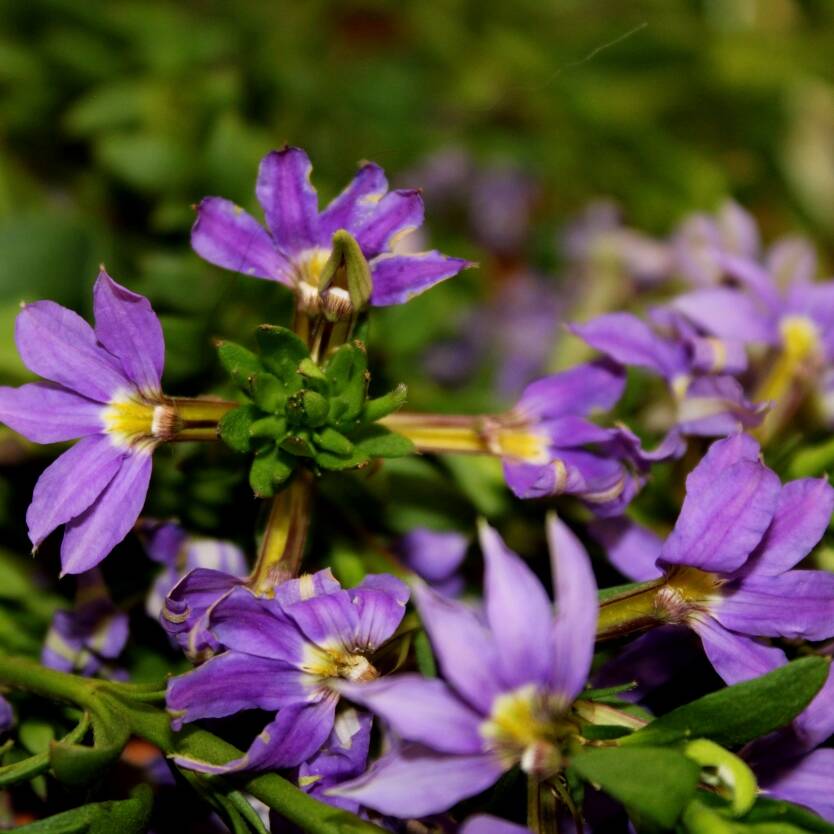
166,397,236,442
595,579,666,641
379,412,492,455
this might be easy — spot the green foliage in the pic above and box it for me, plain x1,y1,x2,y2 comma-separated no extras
217,328,412,493
623,657,829,749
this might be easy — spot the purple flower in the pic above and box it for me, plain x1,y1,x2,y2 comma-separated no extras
167,570,409,774
596,433,834,684
571,311,766,437
328,516,597,817
0,271,168,575
191,146,470,309
0,696,13,733
138,519,248,622
41,569,128,678
397,528,469,597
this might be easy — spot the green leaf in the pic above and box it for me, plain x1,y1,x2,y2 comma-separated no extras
570,746,700,828
256,325,309,386
414,630,437,678
249,373,286,413
319,230,373,316
219,405,260,453
280,434,317,459
742,796,834,833
624,657,829,749
218,342,262,388
13,784,153,833
684,739,757,816
362,383,408,424
249,415,289,442
326,342,368,422
249,446,295,497
300,390,330,427
316,447,371,471
313,427,354,456
353,426,415,458
298,357,328,384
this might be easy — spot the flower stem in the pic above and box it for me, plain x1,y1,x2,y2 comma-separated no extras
165,397,237,442
595,579,666,641
379,412,492,455
249,470,315,594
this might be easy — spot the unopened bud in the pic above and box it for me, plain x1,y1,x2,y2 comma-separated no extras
319,230,373,320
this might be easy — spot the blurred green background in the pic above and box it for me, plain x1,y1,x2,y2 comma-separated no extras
1,0,834,547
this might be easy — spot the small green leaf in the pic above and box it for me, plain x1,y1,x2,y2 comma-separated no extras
249,373,285,413
353,426,415,458
217,342,262,387
256,325,309,385
249,415,288,441
315,447,371,471
249,446,295,497
19,719,55,755
219,405,259,453
743,796,834,832
280,434,317,458
301,390,330,427
624,657,829,749
570,746,700,828
298,357,328,383
326,342,368,422
684,738,757,816
362,383,408,424
314,427,354,456
319,230,373,316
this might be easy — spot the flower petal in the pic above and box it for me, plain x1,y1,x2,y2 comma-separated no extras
758,749,834,822
191,197,289,282
548,515,598,702
329,744,504,817
60,452,152,574
351,580,409,651
92,271,164,394
16,301,129,402
743,478,834,577
502,458,586,500
570,313,686,379
26,436,125,549
255,148,319,255
370,251,470,306
414,583,504,713
209,587,306,664
166,652,309,729
691,616,786,685
671,288,776,344
398,528,469,584
589,517,663,581
480,522,555,690
184,538,248,576
715,571,834,641
355,189,423,257
337,674,485,754
318,162,388,243
0,383,104,443
460,816,532,834
677,375,767,436
284,590,359,650
274,568,341,606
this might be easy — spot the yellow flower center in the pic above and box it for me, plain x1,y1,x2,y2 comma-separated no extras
655,566,724,623
493,428,551,464
301,643,378,684
102,394,165,451
780,314,821,363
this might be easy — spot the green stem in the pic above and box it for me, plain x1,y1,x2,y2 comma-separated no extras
0,655,384,834
595,579,665,641
167,397,237,442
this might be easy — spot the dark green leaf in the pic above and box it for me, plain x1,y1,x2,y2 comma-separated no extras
742,796,834,833
624,657,829,749
353,426,415,458
580,724,632,740
414,630,437,678
314,427,354,456
300,390,330,426
217,342,262,388
326,342,368,422
249,415,288,442
249,446,295,497
249,373,285,413
256,325,309,386
219,405,260,453
362,383,408,424
570,746,700,828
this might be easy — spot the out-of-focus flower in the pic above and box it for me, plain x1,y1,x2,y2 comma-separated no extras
0,696,13,733
167,571,408,774
329,517,597,817
397,528,469,597
0,271,168,574
192,146,470,309
41,569,128,678
594,434,834,684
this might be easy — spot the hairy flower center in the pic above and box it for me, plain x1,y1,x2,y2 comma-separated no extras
655,566,724,623
102,393,173,451
302,643,378,684
480,684,571,775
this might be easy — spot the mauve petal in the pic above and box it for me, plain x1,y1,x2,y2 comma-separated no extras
350,585,408,651
355,573,410,605
717,199,760,259
716,252,782,312
16,301,129,402
480,522,555,689
274,568,342,606
166,652,309,728
285,590,359,650
27,436,125,548
92,271,164,394
255,148,319,255
370,251,470,306
0,696,12,733
759,749,834,822
687,335,748,376
338,674,485,754
791,665,834,752
0,383,104,443
137,519,187,566
184,538,248,576
209,587,306,664
743,478,834,577
661,437,780,574
354,189,423,257
589,517,663,581
570,313,686,379
318,163,388,243
691,616,786,685
517,361,626,419
715,571,834,641
329,744,504,817
414,583,503,713
502,458,586,500
60,452,152,575
398,528,469,584
766,236,817,288
548,515,598,702
671,288,776,344
677,376,767,436
539,416,615,449
461,816,532,834
191,197,289,282
300,707,372,783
